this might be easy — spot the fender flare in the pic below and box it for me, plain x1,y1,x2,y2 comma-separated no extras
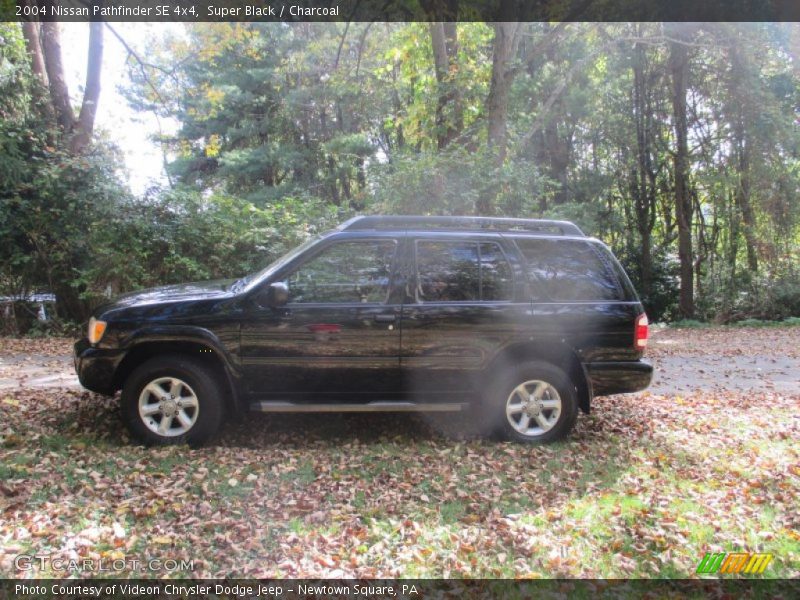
485,339,592,414
115,325,244,414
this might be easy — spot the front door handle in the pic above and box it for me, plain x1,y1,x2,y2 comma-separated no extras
373,314,397,323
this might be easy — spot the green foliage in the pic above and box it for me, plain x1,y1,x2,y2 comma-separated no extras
0,117,131,318
615,247,680,322
0,23,36,119
696,249,800,322
125,23,388,209
1,129,341,319
3,22,800,326
23,315,80,338
372,147,548,216
81,188,341,301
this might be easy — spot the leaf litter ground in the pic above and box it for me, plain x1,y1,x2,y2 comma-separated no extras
0,327,798,578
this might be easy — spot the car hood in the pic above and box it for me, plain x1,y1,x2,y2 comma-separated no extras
103,279,237,310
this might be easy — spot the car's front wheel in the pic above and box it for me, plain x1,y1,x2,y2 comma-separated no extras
484,360,578,444
121,355,224,446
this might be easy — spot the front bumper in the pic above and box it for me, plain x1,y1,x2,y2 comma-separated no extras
586,360,653,396
73,338,126,395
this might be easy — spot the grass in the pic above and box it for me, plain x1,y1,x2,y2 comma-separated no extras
1,328,798,580
2,394,798,579
0,399,800,577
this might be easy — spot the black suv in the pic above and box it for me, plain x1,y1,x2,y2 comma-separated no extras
74,216,652,445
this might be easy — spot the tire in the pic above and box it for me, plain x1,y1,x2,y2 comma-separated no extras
481,360,578,444
121,355,224,446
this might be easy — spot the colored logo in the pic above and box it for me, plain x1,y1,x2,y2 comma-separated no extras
696,552,773,575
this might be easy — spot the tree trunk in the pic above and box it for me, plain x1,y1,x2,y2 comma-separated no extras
544,119,571,205
735,126,758,273
429,22,463,149
668,27,695,318
632,39,656,300
480,18,521,215
486,21,520,164
53,283,89,323
728,42,759,274
69,22,104,154
22,22,48,87
21,20,56,123
727,191,740,305
40,22,76,132
787,23,800,80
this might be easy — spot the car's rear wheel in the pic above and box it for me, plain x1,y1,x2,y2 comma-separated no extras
484,360,578,444
121,355,223,446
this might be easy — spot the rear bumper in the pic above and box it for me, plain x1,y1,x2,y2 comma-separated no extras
73,338,125,396
586,360,653,396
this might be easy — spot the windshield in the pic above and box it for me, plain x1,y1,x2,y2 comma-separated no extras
238,235,324,293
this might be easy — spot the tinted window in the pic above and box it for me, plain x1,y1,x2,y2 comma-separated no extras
516,239,623,301
479,242,514,301
287,240,396,304
415,241,513,302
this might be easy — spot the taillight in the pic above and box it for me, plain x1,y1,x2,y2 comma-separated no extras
634,313,649,350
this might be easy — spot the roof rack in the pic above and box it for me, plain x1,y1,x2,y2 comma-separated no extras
338,215,585,236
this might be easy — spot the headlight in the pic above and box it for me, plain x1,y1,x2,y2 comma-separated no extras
88,317,107,344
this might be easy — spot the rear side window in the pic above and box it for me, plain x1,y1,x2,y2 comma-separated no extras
516,239,623,301
415,240,513,302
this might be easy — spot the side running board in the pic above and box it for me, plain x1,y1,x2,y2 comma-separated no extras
250,401,465,413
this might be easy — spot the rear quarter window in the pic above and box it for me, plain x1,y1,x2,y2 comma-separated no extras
516,238,625,302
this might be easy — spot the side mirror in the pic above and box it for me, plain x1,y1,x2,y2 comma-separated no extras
265,281,289,307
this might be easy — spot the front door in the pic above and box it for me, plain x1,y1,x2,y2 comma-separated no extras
240,237,403,400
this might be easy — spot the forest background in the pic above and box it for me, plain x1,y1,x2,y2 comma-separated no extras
2,21,799,330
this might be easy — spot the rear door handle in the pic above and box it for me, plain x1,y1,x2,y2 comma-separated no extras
373,314,397,323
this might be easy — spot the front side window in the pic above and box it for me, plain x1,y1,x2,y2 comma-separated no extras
516,239,623,301
287,240,397,304
415,240,513,302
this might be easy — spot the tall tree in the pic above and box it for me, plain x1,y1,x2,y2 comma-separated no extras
40,22,75,131
667,23,696,318
485,21,520,166
428,22,463,148
70,22,104,154
21,22,47,86
420,1,463,149
629,30,662,300
37,22,104,153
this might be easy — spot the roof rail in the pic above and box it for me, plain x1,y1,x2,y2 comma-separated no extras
338,215,585,236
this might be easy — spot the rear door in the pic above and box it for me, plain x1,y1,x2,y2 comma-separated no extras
399,234,529,397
